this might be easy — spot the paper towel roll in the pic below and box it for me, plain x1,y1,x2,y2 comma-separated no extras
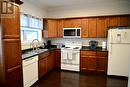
102,41,106,49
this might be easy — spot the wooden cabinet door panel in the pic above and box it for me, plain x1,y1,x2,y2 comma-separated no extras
48,20,58,38
63,19,81,28
97,17,108,38
55,50,61,68
96,57,107,72
118,16,130,26
38,58,47,78
81,19,89,38
88,18,97,38
6,65,23,87
87,56,96,71
3,39,21,69
1,5,20,39
80,57,87,71
51,51,55,69
57,20,63,37
108,16,119,27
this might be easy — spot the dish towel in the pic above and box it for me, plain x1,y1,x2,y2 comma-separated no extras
61,51,67,60
68,52,73,60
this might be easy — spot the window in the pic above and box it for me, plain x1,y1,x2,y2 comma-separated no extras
20,13,43,44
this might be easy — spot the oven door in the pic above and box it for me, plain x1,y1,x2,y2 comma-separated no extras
61,50,80,65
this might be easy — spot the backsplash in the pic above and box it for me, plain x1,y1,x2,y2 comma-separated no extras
46,38,107,47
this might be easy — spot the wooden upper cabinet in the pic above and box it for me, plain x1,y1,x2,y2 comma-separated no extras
63,19,81,28
118,16,130,26
43,19,58,38
57,20,63,37
81,19,89,38
108,16,130,27
88,18,97,38
1,5,20,39
97,17,109,38
108,16,119,27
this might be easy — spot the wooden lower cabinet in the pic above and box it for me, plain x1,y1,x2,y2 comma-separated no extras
6,65,23,87
87,56,97,71
47,51,55,72
38,57,47,78
80,51,108,74
38,50,57,78
55,50,61,68
96,52,108,73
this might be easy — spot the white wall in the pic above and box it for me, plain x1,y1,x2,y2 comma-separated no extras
20,0,47,18
47,0,130,18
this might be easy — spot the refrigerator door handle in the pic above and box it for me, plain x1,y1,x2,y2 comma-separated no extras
124,32,127,39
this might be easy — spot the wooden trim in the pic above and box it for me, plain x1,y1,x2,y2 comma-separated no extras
6,65,21,73
107,75,128,79
43,14,130,20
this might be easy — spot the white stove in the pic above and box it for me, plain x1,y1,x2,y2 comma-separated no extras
61,41,81,72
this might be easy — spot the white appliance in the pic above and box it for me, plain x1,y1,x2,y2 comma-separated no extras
22,56,38,87
107,28,130,77
63,28,81,38
61,41,81,72
128,64,130,87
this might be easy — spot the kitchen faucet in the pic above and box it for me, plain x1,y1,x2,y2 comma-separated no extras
30,39,40,52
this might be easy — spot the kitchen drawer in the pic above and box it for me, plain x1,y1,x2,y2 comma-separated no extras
80,51,96,57
97,52,108,57
39,52,50,60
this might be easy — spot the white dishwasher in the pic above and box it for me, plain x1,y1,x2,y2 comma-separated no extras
22,56,38,87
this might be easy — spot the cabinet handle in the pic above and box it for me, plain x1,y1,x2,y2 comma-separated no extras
82,68,87,70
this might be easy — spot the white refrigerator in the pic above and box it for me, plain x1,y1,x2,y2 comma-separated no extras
128,64,130,87
107,28,130,77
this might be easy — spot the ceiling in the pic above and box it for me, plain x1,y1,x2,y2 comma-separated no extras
27,0,129,9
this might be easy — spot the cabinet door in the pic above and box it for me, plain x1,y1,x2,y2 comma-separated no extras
97,17,109,38
87,56,96,71
118,16,130,26
81,19,89,38
63,19,81,28
6,65,23,87
3,39,22,69
80,57,87,72
97,52,108,73
96,57,107,73
57,20,63,37
48,20,58,38
108,16,119,27
38,58,47,78
48,51,55,70
88,18,97,38
1,5,20,39
55,50,61,68
108,16,130,27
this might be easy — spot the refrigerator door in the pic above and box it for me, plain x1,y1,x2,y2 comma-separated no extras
108,44,130,77
110,29,130,44
128,64,130,87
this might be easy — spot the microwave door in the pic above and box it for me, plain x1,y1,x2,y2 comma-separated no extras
64,29,76,36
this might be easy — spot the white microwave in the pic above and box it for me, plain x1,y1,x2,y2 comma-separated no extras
63,28,81,38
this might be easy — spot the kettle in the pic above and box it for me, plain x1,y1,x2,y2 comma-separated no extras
89,40,98,49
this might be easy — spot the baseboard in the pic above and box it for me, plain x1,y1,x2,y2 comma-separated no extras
107,75,128,80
